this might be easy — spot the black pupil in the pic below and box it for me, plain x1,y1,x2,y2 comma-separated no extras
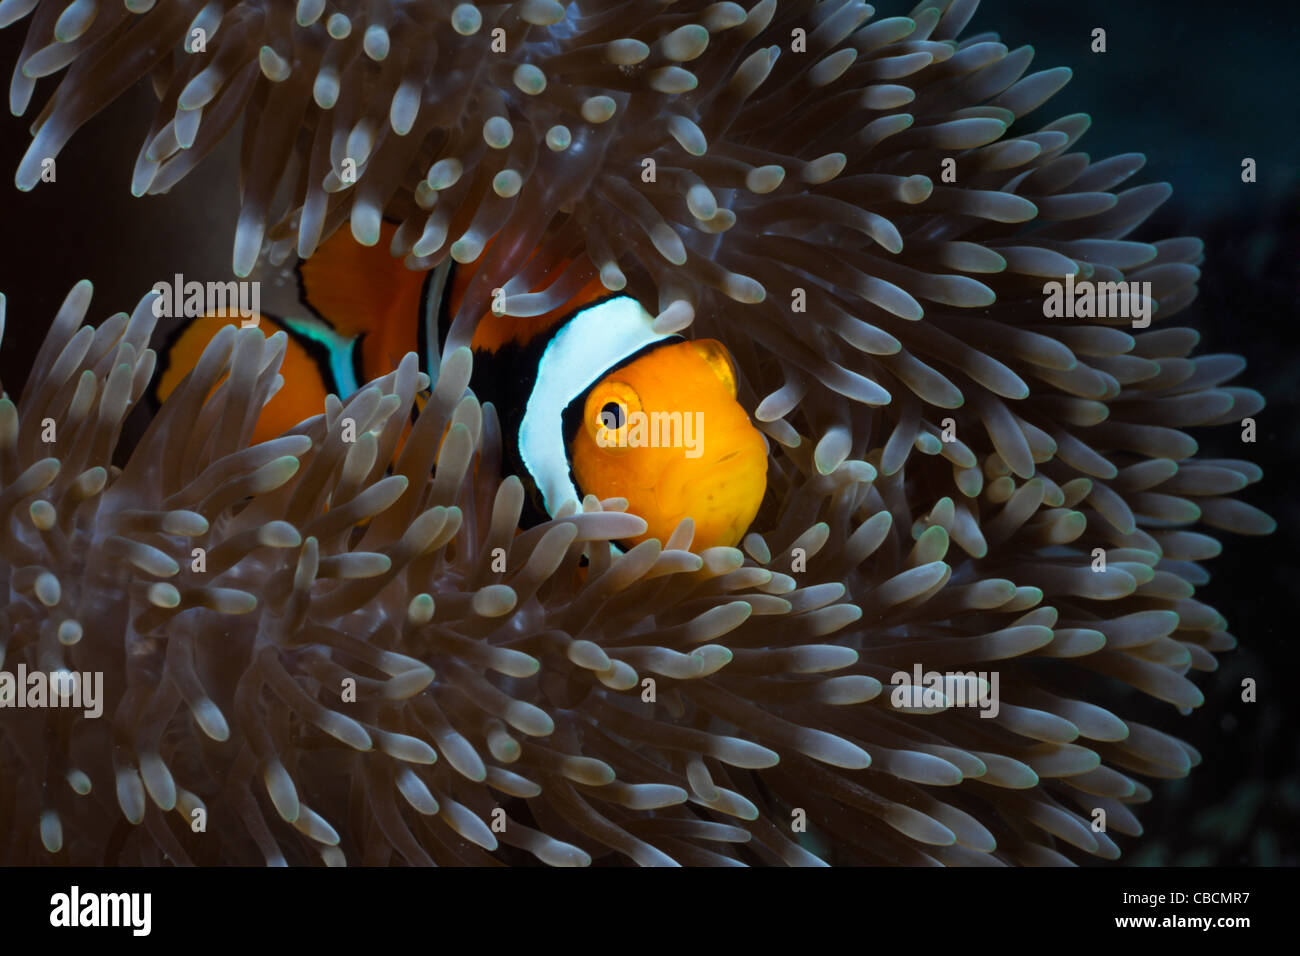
600,402,624,429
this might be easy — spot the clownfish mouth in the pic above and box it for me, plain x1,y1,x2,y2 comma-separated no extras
649,441,769,551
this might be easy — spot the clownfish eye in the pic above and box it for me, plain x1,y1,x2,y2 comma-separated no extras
583,380,642,450
600,402,624,430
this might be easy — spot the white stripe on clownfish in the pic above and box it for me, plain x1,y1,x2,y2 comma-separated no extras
519,295,675,518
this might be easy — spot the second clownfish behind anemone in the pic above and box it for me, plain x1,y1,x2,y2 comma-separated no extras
153,223,769,551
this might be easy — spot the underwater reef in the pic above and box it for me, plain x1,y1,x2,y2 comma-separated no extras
0,0,1275,865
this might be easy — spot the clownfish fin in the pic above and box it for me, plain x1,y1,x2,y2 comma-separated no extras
153,311,336,447
441,240,613,355
297,221,431,384
297,221,425,339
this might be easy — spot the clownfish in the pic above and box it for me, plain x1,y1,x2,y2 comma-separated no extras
153,223,768,550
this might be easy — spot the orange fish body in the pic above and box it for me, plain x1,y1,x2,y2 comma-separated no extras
154,224,768,550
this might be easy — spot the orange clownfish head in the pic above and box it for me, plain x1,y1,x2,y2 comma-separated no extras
516,296,768,551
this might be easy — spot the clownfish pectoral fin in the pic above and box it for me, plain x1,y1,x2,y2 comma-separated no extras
154,311,335,447
297,221,425,339
297,220,430,384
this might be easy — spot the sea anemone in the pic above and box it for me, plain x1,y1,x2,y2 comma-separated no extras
0,0,1274,865
0,274,1271,865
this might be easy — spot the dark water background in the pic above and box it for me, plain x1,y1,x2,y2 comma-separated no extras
988,0,1300,867
0,0,1295,865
